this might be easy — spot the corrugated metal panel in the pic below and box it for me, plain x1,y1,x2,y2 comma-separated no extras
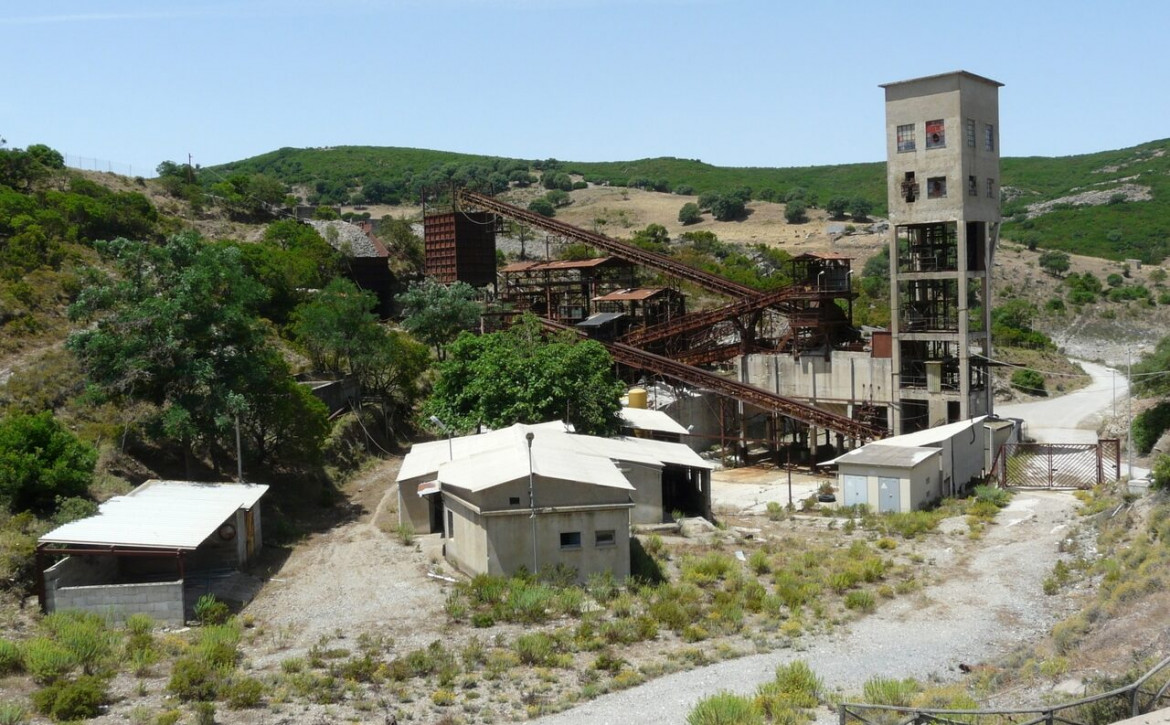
872,416,985,448
40,481,269,550
619,407,689,436
593,287,666,302
830,445,939,468
438,440,633,492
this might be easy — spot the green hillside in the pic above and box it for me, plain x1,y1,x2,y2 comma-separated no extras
210,138,1170,263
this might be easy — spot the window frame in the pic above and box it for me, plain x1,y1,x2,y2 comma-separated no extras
966,118,976,148
984,123,995,152
968,175,978,196
594,530,616,547
559,531,582,550
986,178,995,199
896,124,916,153
925,119,946,149
927,176,947,199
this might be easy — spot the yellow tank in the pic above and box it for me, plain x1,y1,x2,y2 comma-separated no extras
627,387,648,409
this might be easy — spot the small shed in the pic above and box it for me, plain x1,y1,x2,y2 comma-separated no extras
830,444,942,512
37,481,268,625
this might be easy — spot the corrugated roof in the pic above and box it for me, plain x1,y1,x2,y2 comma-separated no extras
871,416,987,448
39,481,269,550
439,436,634,492
593,287,668,302
577,312,626,328
831,445,940,468
619,407,688,436
398,421,711,486
501,257,625,273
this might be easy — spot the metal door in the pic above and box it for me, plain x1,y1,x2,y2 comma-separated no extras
878,477,901,513
843,475,868,507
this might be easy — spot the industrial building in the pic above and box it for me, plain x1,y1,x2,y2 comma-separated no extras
417,70,1004,479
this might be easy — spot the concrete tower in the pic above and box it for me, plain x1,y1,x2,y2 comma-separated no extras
881,71,1002,433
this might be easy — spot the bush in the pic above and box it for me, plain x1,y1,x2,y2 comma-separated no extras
31,675,109,721
687,691,763,725
0,411,97,515
0,701,28,725
0,639,20,674
194,594,230,625
679,202,703,225
862,675,919,706
527,198,555,217
167,656,220,701
1132,402,1170,455
784,200,808,224
222,675,266,708
1011,368,1046,396
22,637,76,684
844,590,876,611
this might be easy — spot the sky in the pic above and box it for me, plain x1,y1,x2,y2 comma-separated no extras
3,0,1169,177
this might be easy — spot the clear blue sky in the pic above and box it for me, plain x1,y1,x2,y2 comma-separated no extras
3,0,1167,177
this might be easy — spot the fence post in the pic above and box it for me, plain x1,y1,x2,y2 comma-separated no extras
838,703,847,725
1045,709,1054,725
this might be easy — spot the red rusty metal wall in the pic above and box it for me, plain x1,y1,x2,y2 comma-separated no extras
424,212,497,286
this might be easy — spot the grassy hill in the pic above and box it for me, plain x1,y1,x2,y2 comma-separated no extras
211,138,1170,263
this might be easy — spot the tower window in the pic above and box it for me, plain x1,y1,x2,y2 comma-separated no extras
968,176,977,196
984,124,995,151
966,119,976,148
926,120,945,149
986,178,995,199
901,171,918,202
927,177,946,199
897,124,916,152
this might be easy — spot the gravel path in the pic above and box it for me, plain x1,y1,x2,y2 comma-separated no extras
535,490,1080,725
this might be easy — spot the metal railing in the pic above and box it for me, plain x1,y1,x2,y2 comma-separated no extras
839,655,1170,725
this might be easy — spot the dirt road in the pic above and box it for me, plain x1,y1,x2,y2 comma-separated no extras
535,490,1081,724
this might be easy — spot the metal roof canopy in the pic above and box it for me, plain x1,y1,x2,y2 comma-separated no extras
39,480,269,550
827,445,940,468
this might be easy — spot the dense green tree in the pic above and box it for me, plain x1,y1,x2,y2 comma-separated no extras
825,196,849,220
0,147,50,190
784,200,808,224
1133,336,1170,397
26,144,65,170
711,196,746,221
697,191,720,212
227,220,342,324
848,197,874,221
545,189,572,208
630,224,671,253
1039,249,1071,277
0,411,96,515
425,315,624,436
678,202,702,225
68,233,327,471
528,197,555,217
1010,368,1046,396
396,278,480,359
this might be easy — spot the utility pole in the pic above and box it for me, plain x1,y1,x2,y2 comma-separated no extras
527,432,538,574
1127,348,1134,478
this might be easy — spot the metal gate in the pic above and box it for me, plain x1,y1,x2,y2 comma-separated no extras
994,439,1120,489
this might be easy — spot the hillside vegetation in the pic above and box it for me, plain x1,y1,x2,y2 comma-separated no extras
211,138,1170,263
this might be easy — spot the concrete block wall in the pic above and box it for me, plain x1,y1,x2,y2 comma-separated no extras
51,581,184,626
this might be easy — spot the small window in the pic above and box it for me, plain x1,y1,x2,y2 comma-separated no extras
927,177,947,199
965,118,976,148
560,532,582,550
508,496,520,506
925,119,945,149
901,171,918,202
896,124,915,152
986,178,995,199
447,510,454,540
967,175,977,196
984,124,995,152
595,530,616,547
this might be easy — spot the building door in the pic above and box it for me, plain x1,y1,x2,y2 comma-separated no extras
878,477,901,513
244,509,256,560
843,475,868,508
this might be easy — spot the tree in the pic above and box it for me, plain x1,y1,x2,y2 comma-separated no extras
848,197,874,222
785,200,808,224
26,144,65,170
545,189,571,208
1010,369,1046,396
825,196,849,220
697,191,720,212
396,278,480,359
1038,249,1071,277
528,198,555,217
710,196,746,221
425,315,624,436
1133,335,1170,397
630,224,670,253
0,411,96,515
68,233,328,471
678,202,702,225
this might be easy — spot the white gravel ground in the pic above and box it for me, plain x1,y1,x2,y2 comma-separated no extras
534,490,1081,725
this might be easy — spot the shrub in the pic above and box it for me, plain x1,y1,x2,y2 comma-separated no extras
396,522,415,545
22,637,76,684
974,485,1011,508
167,656,220,701
222,675,266,708
514,632,559,666
862,676,919,706
527,198,555,217
431,688,455,706
844,590,876,611
1010,368,1046,396
687,691,763,725
31,675,109,721
0,701,28,725
194,594,230,626
679,203,703,225
193,702,215,725
0,639,20,674
1132,402,1170,456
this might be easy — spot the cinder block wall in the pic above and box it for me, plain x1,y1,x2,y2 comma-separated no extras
51,581,184,626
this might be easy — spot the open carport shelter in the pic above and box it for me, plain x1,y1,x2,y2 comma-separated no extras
37,480,268,625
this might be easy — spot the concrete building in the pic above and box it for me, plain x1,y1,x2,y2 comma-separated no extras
438,429,635,581
881,71,1003,432
827,415,1015,511
37,481,268,625
399,422,713,532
